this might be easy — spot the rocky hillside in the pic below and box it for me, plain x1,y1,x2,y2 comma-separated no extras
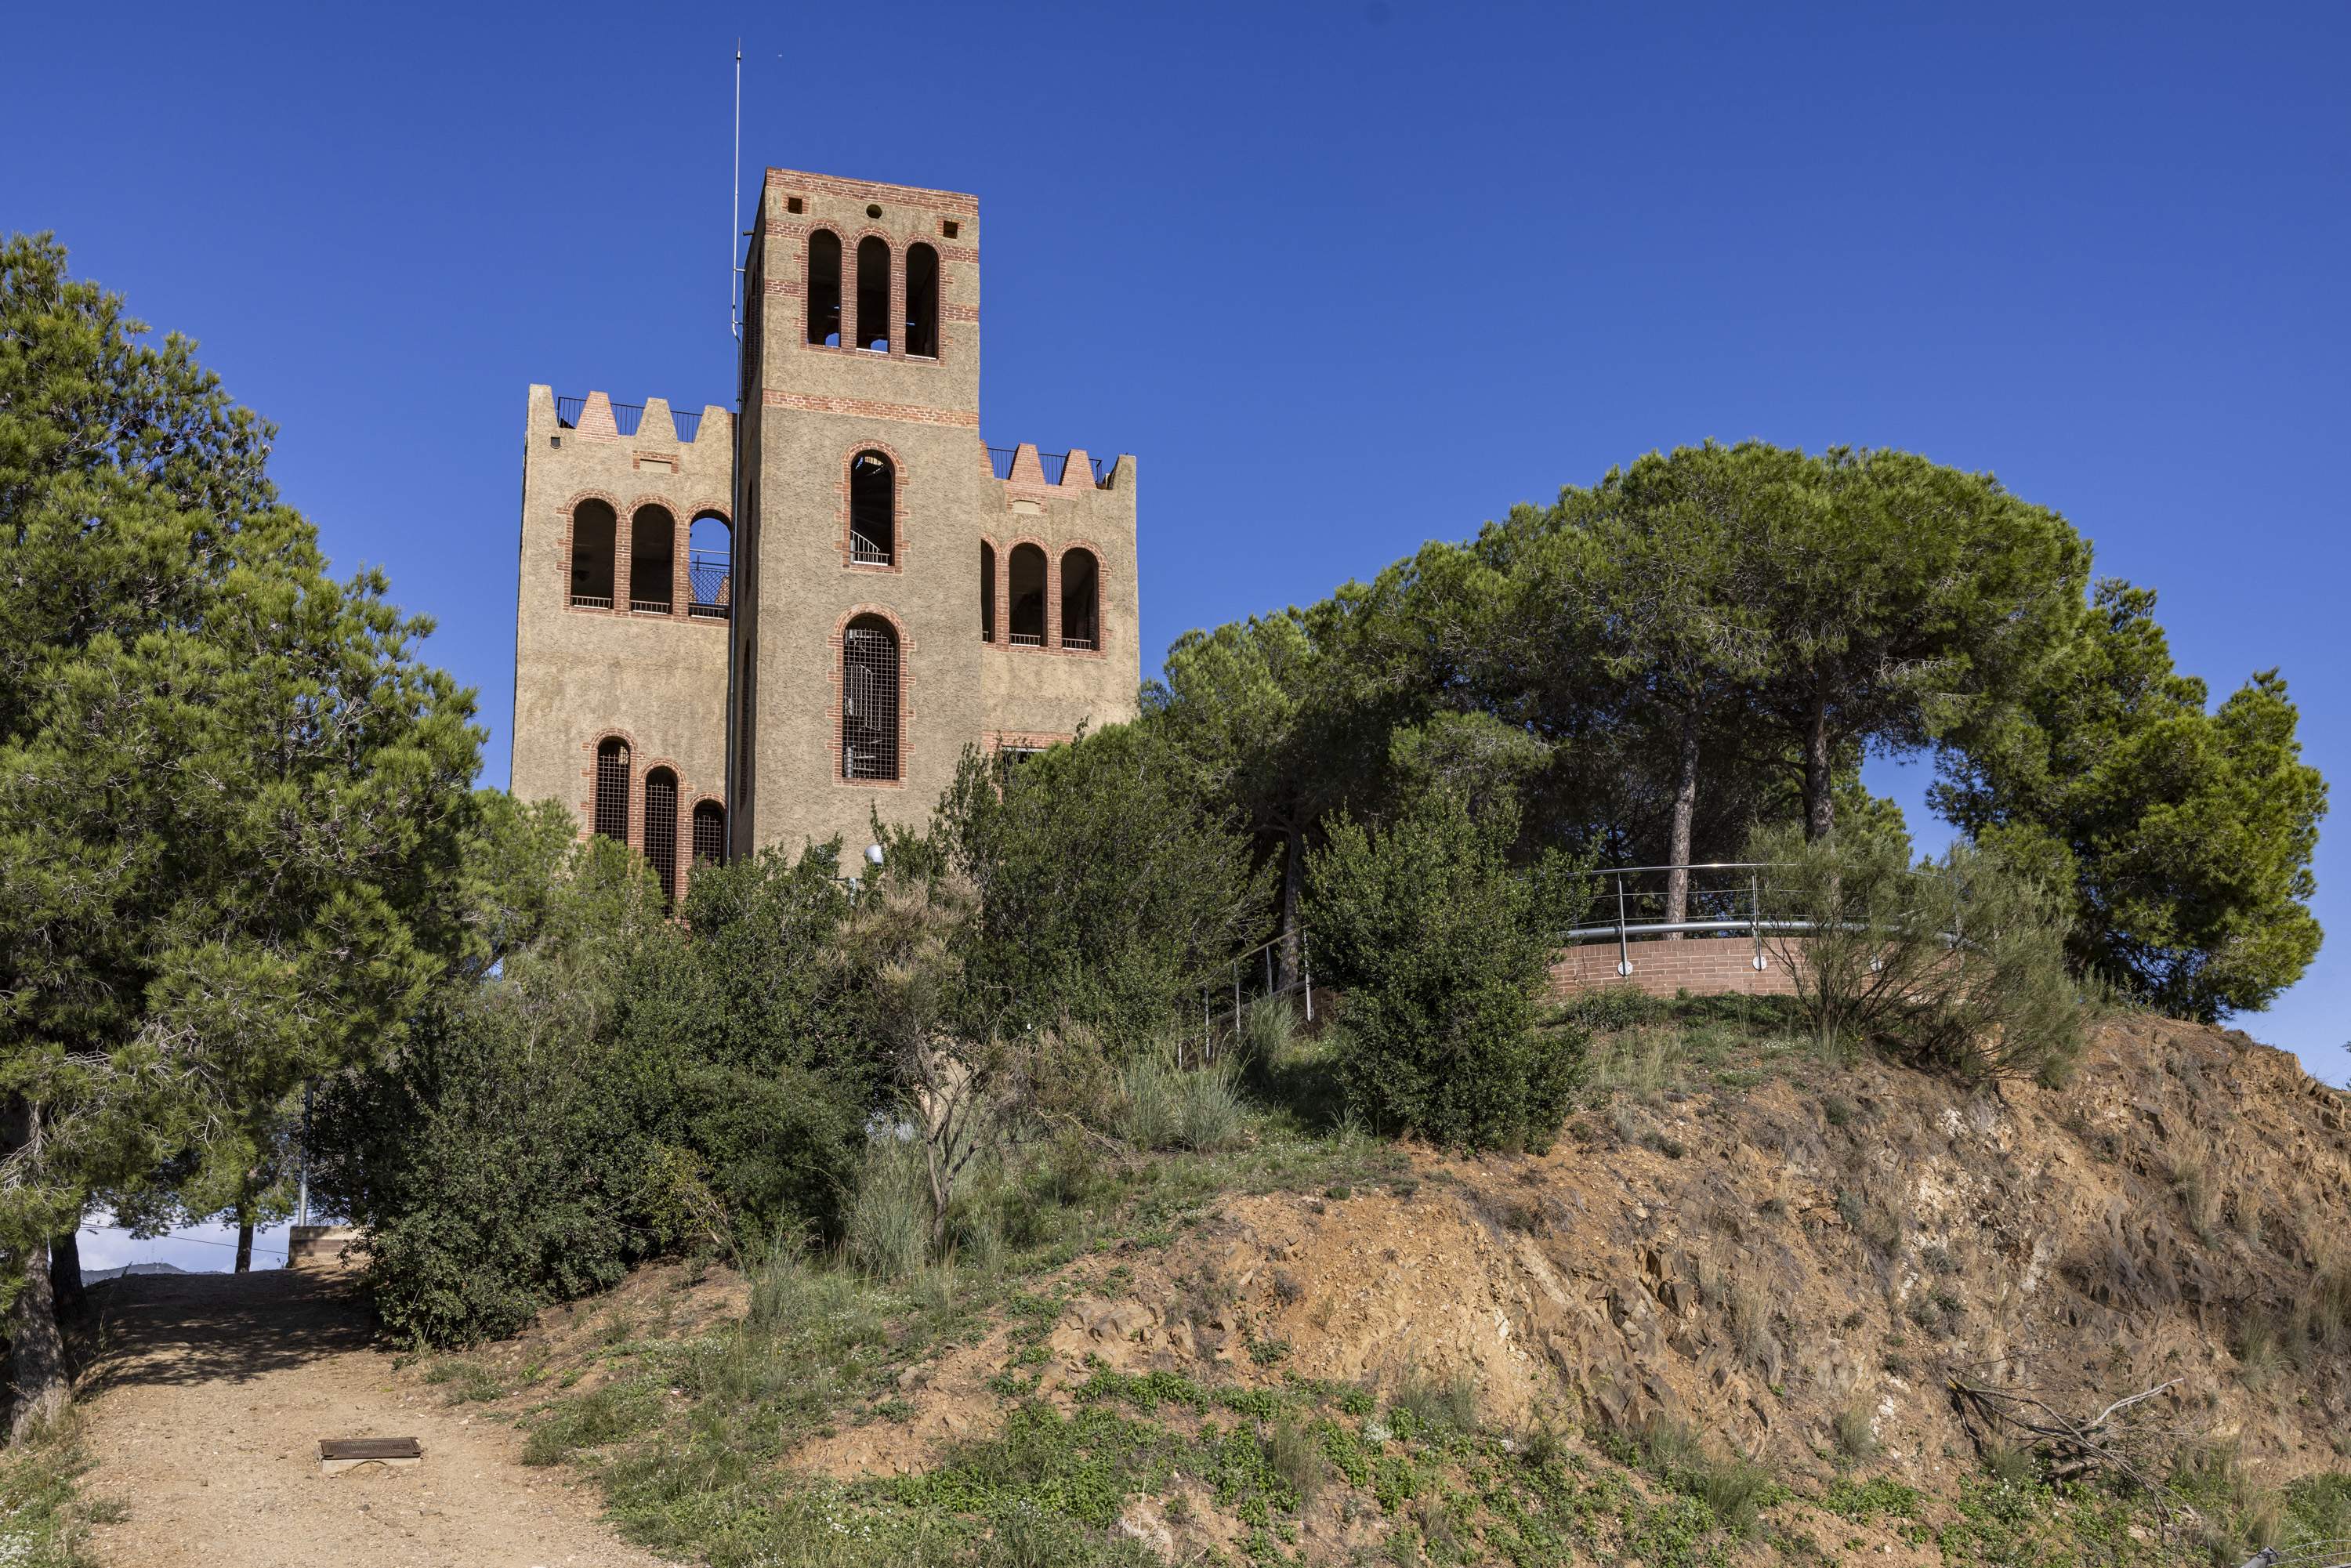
423,1012,2351,1566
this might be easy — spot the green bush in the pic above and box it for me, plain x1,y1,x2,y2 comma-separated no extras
846,1135,933,1281
1752,824,2082,1083
1306,789,1571,1149
314,835,869,1346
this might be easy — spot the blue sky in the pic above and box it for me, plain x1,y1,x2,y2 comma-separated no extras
6,2,2347,1260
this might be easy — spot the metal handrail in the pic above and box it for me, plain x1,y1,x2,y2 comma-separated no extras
555,396,702,441
1562,860,1962,980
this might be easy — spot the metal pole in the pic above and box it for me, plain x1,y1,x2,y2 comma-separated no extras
295,1081,312,1228
1233,961,1241,1027
1615,874,1632,977
730,42,742,339
1302,931,1313,1022
1751,868,1766,971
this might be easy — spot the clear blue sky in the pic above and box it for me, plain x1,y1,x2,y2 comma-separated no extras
5,0,2346,1130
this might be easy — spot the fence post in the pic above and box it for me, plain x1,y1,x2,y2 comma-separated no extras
1751,867,1766,971
1615,873,1632,977
1302,931,1313,1023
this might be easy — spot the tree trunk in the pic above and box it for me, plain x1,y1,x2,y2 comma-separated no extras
234,1211,255,1274
7,1241,68,1443
1803,695,1835,842
1663,708,1702,936
1274,825,1305,994
49,1230,85,1324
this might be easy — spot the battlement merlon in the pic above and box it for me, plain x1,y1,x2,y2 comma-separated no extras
524,385,734,454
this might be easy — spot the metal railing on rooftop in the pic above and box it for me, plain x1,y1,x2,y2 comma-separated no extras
986,447,1112,487
688,551,730,618
555,397,703,443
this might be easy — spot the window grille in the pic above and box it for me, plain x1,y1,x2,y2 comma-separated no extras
593,738,631,842
842,618,900,781
643,769,679,903
692,802,726,867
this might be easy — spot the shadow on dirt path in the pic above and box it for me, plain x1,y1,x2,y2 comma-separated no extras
78,1268,665,1568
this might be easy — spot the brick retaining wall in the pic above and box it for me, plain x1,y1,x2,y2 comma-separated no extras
1548,936,1809,1000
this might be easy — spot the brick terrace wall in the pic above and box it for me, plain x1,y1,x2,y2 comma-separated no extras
1549,936,1813,1000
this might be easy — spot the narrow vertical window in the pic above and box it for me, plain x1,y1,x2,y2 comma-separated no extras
841,616,900,781
1007,544,1047,646
644,768,679,903
806,230,842,346
594,737,631,842
1060,548,1099,650
855,237,891,350
630,505,675,613
980,541,997,643
849,451,894,565
692,801,726,867
570,500,617,608
904,242,939,358
688,511,730,618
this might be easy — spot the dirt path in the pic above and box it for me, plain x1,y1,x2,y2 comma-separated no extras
76,1267,667,1568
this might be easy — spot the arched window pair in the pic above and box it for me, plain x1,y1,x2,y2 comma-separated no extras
570,502,729,617
592,737,725,903
980,545,1098,650
805,230,940,357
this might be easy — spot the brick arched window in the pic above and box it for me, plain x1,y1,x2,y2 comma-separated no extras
1060,548,1099,650
806,230,842,346
1007,544,1046,646
692,800,726,867
688,511,730,618
593,737,631,842
904,242,939,358
855,237,891,351
841,615,901,781
631,505,675,614
644,768,679,902
571,499,617,608
849,452,894,565
979,541,996,643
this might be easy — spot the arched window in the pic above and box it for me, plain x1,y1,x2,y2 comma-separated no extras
644,768,679,903
593,737,631,842
904,242,939,358
849,451,893,565
806,230,842,346
692,800,726,867
979,541,997,643
841,617,900,780
1007,544,1047,646
630,505,675,614
855,237,891,351
1060,548,1099,650
570,499,617,608
688,511,730,618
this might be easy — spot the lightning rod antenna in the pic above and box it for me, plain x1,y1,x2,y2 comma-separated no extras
730,40,743,340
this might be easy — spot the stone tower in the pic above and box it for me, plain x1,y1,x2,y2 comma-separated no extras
509,166,1141,893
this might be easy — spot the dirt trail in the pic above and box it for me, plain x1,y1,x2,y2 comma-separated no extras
76,1267,665,1568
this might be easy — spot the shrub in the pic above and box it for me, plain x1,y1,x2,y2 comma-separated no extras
846,1135,934,1280
1308,789,1574,1149
1751,824,2082,1082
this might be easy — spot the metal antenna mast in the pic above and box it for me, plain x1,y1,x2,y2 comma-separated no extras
730,41,743,340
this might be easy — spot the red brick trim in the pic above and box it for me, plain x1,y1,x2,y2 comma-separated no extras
825,604,915,790
560,491,625,616
838,440,910,574
763,389,976,426
763,168,979,218
844,228,894,353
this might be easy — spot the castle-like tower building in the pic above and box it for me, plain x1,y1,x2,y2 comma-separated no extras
511,168,1140,896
